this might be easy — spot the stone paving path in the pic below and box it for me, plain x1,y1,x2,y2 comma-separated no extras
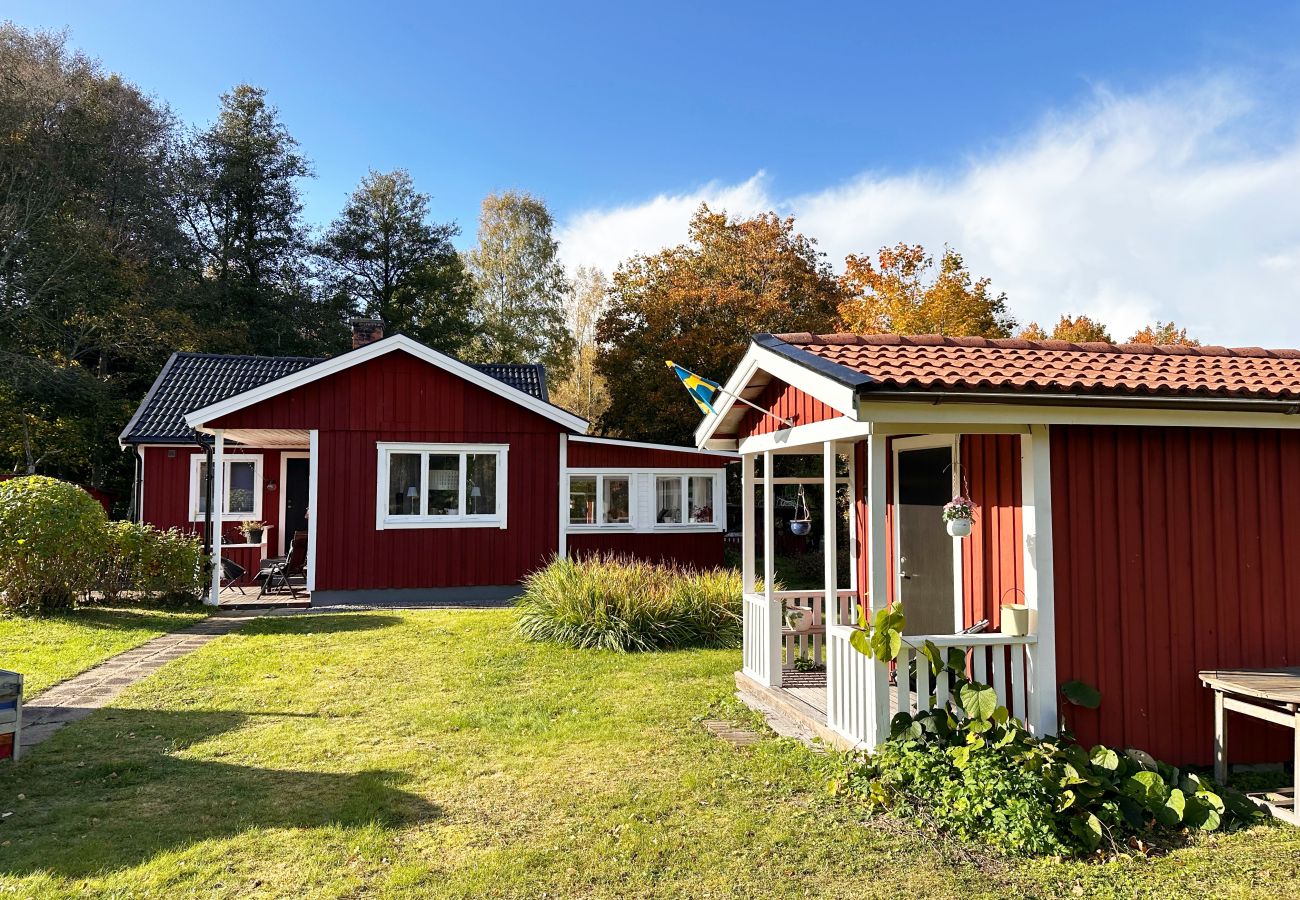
19,611,261,753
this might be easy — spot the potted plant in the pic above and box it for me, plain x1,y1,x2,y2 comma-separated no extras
238,520,267,544
942,496,975,538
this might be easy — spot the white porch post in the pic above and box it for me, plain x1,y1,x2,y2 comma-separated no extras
306,429,319,594
207,429,225,606
762,449,782,687
741,453,756,594
863,432,892,745
822,441,838,625
1021,424,1058,735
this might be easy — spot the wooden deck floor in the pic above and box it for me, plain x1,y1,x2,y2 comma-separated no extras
217,587,310,609
780,669,828,716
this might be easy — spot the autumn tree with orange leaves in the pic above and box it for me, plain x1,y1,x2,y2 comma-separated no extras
595,205,842,443
1018,314,1113,343
837,244,1016,338
1129,321,1200,346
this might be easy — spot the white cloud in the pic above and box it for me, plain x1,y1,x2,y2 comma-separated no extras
556,78,1300,347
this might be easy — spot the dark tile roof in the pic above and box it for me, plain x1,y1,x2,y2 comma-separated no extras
121,353,551,444
769,333,1300,401
472,363,549,403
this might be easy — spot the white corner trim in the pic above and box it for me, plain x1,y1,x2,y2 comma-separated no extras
557,433,568,559
183,334,589,434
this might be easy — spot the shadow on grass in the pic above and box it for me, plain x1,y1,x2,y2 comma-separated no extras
0,706,440,878
241,613,404,636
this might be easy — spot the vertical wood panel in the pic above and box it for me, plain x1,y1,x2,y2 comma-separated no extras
1052,424,1299,764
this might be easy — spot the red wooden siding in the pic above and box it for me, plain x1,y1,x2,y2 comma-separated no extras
567,440,733,470
736,378,839,438
206,351,564,592
141,445,282,583
567,532,725,568
961,434,1024,629
1051,425,1300,764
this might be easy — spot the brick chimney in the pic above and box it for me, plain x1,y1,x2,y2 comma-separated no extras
350,318,384,350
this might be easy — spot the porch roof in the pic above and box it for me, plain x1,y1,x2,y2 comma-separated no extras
769,332,1300,402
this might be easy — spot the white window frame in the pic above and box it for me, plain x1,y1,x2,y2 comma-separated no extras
375,442,508,530
653,472,720,528
567,473,635,530
189,454,263,522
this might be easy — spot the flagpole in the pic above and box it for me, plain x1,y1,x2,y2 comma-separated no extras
711,386,795,428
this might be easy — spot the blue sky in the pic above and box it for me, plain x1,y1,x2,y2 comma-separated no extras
9,2,1300,343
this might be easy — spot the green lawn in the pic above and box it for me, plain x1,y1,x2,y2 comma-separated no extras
0,605,208,695
1,609,1297,899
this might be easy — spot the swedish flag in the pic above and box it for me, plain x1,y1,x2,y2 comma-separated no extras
666,361,721,415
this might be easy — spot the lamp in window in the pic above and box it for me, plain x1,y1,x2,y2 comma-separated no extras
405,485,419,515
469,482,482,515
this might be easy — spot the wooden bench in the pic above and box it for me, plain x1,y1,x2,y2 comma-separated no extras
0,669,22,763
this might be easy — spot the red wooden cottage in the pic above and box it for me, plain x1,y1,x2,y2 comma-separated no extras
120,322,733,606
703,332,1300,765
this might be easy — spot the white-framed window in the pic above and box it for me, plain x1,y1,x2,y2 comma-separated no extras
189,455,263,521
376,443,508,529
655,473,717,526
568,474,632,527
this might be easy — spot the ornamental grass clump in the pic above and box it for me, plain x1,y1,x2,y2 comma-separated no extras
517,554,742,651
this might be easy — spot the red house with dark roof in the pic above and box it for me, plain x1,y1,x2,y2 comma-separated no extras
120,321,734,606
706,332,1300,765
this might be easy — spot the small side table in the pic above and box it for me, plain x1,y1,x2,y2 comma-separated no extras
1199,667,1300,826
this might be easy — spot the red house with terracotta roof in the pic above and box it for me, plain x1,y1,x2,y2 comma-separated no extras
120,321,734,606
705,332,1300,765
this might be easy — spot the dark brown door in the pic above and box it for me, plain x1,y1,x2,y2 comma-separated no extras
282,457,310,554
896,445,956,635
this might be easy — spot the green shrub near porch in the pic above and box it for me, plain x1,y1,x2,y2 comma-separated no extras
517,554,742,651
0,475,107,613
98,521,204,605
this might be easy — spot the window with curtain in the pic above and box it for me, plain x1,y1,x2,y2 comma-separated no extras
378,444,506,528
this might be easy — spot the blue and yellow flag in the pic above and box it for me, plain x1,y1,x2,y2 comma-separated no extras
666,361,721,415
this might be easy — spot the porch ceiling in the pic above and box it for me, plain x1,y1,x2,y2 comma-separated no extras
224,428,310,449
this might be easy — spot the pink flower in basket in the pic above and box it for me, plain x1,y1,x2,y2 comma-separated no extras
942,495,975,523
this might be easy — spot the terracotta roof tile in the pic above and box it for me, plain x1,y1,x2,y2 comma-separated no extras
772,333,1300,401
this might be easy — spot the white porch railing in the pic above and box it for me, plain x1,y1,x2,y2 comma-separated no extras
776,589,859,666
893,633,1038,724
742,592,781,687
827,619,877,746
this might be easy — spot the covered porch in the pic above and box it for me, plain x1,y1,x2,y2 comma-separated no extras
733,424,1056,750
203,426,317,607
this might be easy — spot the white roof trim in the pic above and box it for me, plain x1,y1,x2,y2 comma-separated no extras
693,341,857,448
569,434,738,459
183,334,590,434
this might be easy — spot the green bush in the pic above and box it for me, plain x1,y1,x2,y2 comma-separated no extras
99,521,204,605
0,476,108,613
517,554,742,651
836,602,1262,857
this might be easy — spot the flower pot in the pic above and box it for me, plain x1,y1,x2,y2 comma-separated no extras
790,520,811,536
1001,603,1031,636
243,528,264,544
945,517,972,538
784,607,812,633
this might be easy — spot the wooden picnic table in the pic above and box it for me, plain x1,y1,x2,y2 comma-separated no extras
1199,667,1300,825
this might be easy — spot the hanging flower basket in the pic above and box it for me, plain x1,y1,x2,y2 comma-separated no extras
942,496,975,538
789,483,812,535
